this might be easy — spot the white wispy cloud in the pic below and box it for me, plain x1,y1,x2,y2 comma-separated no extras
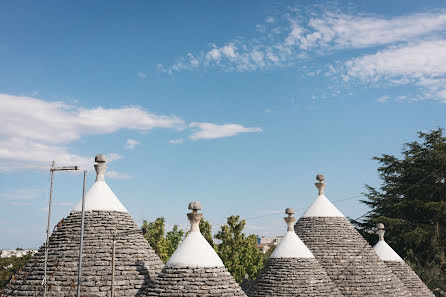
377,95,390,103
1,94,262,170
106,170,132,180
125,139,140,150
342,40,446,101
159,8,446,74
286,11,446,50
169,138,184,144
189,122,262,140
137,72,147,79
159,6,446,102
0,189,41,201
0,94,184,170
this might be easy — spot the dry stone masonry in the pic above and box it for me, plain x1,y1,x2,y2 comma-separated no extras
373,224,434,297
3,155,163,297
143,202,247,297
248,208,344,297
294,175,412,297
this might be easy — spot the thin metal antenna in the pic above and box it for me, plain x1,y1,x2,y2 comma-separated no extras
43,162,79,297
77,171,87,297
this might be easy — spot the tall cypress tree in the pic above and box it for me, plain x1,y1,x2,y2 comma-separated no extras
353,128,446,291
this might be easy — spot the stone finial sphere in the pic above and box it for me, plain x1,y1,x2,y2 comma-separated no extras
95,154,107,163
316,174,325,182
377,223,385,230
285,208,295,215
188,201,202,211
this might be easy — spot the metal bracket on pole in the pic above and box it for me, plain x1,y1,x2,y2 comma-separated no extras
43,162,79,297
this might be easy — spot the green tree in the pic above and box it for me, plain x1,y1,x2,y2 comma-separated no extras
200,217,214,247
262,245,276,263
353,128,446,292
166,225,184,258
0,253,33,292
215,215,263,283
142,217,168,262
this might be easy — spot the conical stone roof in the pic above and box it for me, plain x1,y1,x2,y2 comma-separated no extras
144,201,247,297
294,174,411,297
373,224,434,297
248,208,344,297
3,155,164,297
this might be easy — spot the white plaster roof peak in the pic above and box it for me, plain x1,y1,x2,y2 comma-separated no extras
72,154,127,213
166,202,224,268
302,174,344,218
271,208,314,258
373,224,404,262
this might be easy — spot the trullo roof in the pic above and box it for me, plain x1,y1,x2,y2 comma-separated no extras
3,155,164,297
247,208,344,297
373,223,435,297
143,201,247,297
294,174,412,297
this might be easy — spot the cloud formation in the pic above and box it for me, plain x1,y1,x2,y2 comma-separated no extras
1,94,262,170
0,94,186,171
159,7,446,102
342,40,446,101
125,139,140,150
189,122,262,140
106,170,132,180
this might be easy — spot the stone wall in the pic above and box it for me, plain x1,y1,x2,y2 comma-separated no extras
3,211,163,297
295,217,411,297
248,257,344,297
385,261,434,297
144,267,247,297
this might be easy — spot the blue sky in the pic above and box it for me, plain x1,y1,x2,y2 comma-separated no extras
1,0,446,249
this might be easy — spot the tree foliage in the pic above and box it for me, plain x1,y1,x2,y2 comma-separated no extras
142,217,184,262
353,128,446,291
215,215,263,283
142,217,168,262
165,225,184,257
0,253,32,292
199,217,214,247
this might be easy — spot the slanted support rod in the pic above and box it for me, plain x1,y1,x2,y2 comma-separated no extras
43,162,79,297
77,171,87,297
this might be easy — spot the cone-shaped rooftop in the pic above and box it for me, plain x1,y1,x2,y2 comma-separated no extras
373,224,435,297
301,174,344,217
373,223,403,262
166,201,224,268
72,154,127,212
144,202,247,297
247,208,344,297
270,208,314,259
294,174,411,297
4,154,163,297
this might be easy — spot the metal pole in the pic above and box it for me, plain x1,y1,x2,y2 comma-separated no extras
76,171,87,297
111,231,116,297
43,161,55,297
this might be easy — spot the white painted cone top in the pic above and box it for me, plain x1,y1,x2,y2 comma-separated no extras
373,223,404,262
302,174,344,217
271,208,314,258
166,202,224,268
72,154,127,212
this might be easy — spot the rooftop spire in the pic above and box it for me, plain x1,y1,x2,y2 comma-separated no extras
270,207,314,259
188,201,202,232
377,223,385,241
315,174,326,195
71,154,127,213
302,174,344,217
166,202,224,268
94,154,107,182
285,208,296,231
